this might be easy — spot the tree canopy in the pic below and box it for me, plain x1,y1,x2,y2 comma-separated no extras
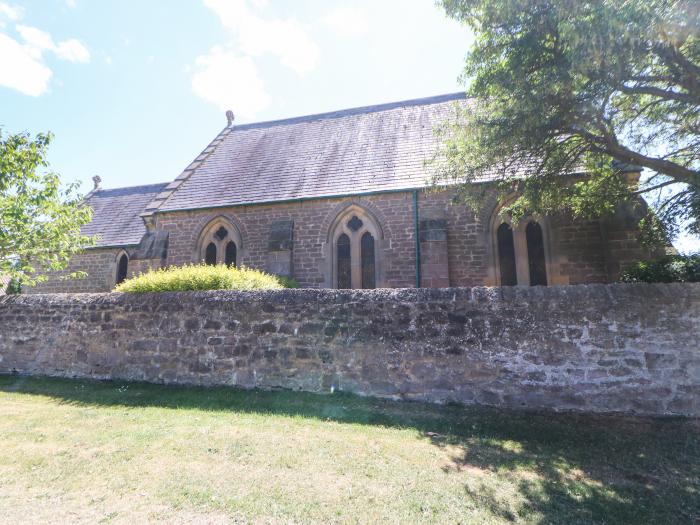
0,130,93,287
437,0,700,245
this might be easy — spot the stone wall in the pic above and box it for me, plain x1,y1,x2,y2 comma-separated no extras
1,284,697,416
29,248,123,294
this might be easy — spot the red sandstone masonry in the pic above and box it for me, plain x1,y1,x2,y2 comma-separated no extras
156,192,420,288
27,189,658,293
30,249,120,294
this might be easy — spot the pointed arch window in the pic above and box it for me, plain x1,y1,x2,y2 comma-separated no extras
361,232,375,289
337,234,351,289
116,252,129,285
492,213,550,286
496,223,517,286
329,207,382,289
197,217,242,267
225,241,237,267
205,243,217,265
526,222,547,286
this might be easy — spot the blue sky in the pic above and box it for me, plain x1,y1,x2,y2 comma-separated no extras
1,0,697,253
0,0,471,191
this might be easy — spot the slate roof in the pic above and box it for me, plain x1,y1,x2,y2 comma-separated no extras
151,92,468,213
83,183,169,247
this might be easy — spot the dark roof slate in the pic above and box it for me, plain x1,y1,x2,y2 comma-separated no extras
83,183,169,247
156,92,467,212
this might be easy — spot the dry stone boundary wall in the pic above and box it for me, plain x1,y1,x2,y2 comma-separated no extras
0,284,698,416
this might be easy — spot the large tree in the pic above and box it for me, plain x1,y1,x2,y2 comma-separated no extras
437,0,700,245
0,130,93,287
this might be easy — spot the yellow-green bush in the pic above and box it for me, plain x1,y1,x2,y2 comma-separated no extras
114,264,288,293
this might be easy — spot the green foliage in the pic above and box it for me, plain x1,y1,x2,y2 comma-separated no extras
5,277,21,294
620,254,700,283
276,275,300,288
114,264,291,292
0,130,93,286
437,0,700,244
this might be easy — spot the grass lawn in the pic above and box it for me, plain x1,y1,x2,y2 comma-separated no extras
0,376,697,524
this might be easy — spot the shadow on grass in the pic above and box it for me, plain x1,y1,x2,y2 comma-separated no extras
1,374,698,524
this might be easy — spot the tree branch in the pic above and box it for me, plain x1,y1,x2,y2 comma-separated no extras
620,84,698,104
652,43,700,99
573,127,700,187
632,179,678,195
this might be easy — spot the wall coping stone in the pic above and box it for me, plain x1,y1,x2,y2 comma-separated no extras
4,281,698,303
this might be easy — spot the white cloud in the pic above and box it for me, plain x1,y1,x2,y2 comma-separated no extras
0,17,90,96
323,7,369,36
203,0,318,75
66,0,77,8
17,25,54,55
0,32,52,96
55,38,90,62
191,46,270,117
16,24,90,63
193,0,317,116
0,2,22,21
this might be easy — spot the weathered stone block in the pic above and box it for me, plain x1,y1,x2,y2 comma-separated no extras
644,352,677,370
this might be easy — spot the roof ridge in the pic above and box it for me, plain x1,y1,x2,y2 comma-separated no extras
232,92,466,131
94,182,170,193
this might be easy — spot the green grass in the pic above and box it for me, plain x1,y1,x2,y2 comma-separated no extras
114,263,289,292
0,376,697,524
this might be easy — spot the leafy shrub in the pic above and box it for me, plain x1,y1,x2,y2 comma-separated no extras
6,277,22,294
276,275,300,289
620,255,700,283
114,264,290,293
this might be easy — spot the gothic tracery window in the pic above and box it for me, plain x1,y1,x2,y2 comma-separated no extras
197,218,241,267
330,208,381,289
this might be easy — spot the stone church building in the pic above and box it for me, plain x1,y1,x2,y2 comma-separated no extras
32,93,655,293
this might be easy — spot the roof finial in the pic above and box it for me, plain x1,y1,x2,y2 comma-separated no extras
226,110,235,127
92,175,102,190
